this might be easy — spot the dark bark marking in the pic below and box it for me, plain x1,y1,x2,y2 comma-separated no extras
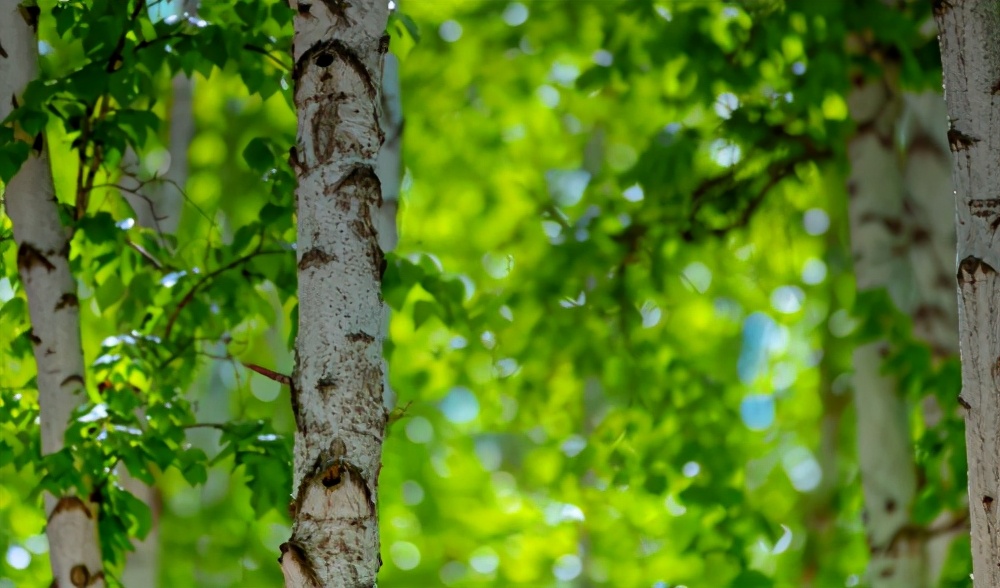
319,0,352,24
0,40,7,59
70,565,89,587
289,146,304,174
19,4,40,29
55,293,79,310
947,128,978,152
60,374,85,388
295,40,376,100
278,541,322,587
912,303,946,323
298,248,337,270
970,199,1000,217
932,0,952,17
315,52,334,68
330,164,381,201
297,2,312,15
993,78,1000,95
379,34,390,54
346,331,375,344
49,496,92,521
318,376,338,393
958,395,971,410
328,40,376,100
17,243,56,272
911,226,930,244
958,255,997,282
984,495,994,512
885,498,896,513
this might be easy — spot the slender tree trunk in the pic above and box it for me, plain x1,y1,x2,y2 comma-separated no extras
847,65,927,587
375,50,401,414
899,90,964,584
935,1,1000,584
0,2,105,586
118,45,195,588
282,1,390,586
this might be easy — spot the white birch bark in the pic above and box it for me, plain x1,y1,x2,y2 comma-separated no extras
935,1,1000,584
899,91,964,584
375,51,401,415
847,71,927,588
0,2,105,585
284,1,390,586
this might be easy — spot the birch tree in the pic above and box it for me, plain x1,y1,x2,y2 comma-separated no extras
282,0,390,585
847,62,960,586
935,0,1000,584
0,2,104,585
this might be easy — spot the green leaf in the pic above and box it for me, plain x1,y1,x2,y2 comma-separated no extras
729,570,774,588
413,300,439,330
0,141,30,184
242,137,275,171
96,274,125,312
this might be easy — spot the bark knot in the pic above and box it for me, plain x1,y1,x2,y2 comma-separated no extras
958,256,996,283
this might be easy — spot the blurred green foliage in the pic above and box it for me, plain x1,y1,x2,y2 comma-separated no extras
0,0,965,587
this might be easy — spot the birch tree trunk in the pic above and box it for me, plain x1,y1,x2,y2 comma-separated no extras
899,91,963,584
282,1,390,586
0,2,105,585
847,68,927,587
935,1,1000,584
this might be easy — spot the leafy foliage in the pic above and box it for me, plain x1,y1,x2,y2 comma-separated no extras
0,0,964,587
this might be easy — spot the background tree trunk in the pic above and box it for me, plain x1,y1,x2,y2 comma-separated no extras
846,4,965,576
935,1,1000,584
118,40,195,588
282,1,390,586
0,2,105,585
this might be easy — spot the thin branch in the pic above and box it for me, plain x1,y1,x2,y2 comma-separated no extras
182,422,227,431
243,362,293,387
162,246,289,338
243,44,292,72
125,238,163,269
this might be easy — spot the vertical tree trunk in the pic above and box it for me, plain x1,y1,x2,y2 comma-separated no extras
119,39,196,588
847,67,927,587
0,2,105,586
375,50,401,414
898,91,963,584
935,1,1000,584
282,1,390,586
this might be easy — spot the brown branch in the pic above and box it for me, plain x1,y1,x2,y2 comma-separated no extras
243,362,292,387
106,0,146,73
125,239,163,269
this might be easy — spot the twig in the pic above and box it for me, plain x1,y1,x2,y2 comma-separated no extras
162,246,289,338
243,363,292,387
243,44,292,71
125,238,163,269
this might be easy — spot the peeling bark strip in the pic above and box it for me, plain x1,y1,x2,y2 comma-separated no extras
286,0,390,586
0,2,105,585
935,0,1000,584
